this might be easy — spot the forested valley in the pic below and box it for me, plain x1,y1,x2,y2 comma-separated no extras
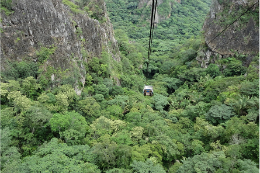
0,0,259,172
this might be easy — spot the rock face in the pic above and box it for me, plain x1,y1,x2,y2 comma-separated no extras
197,0,259,68
1,0,121,94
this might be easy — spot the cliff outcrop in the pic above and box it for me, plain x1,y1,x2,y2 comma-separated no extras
197,0,259,68
1,0,121,94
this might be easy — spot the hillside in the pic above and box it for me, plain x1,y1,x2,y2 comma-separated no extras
0,0,259,172
105,0,213,76
105,0,211,54
1,0,121,93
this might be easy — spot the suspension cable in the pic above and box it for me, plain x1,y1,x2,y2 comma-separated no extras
147,0,157,72
207,1,259,44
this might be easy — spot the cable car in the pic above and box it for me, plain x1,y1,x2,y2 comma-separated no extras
143,85,153,96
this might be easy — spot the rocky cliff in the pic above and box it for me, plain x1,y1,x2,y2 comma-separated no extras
1,0,121,94
197,0,259,68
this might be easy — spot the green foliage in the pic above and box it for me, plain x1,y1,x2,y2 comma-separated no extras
1,80,20,104
203,76,245,102
1,0,259,172
120,74,145,91
206,63,221,78
49,113,71,132
81,0,106,22
178,67,207,83
191,139,205,155
108,95,129,110
125,112,142,125
177,151,258,173
21,76,42,99
85,73,93,85
92,134,131,170
223,116,258,143
1,128,21,170
7,91,32,112
246,108,258,122
49,111,88,145
162,77,182,92
36,46,56,64
16,61,39,79
2,60,39,80
169,162,182,173
0,0,14,15
110,85,124,96
153,94,169,111
2,48,56,82
194,117,225,141
206,104,234,124
111,130,133,145
15,37,20,43
88,57,109,78
78,96,101,121
3,138,100,173
23,105,52,134
216,0,259,28
93,94,104,102
106,168,132,173
181,101,210,121
106,0,211,53
223,58,247,77
94,84,109,98
107,105,123,118
240,79,259,97
131,159,166,173
62,0,85,14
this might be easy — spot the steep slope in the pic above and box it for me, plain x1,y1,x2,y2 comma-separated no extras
0,1,259,172
1,0,121,94
197,0,259,67
105,0,211,53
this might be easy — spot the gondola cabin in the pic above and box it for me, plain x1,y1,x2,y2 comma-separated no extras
143,85,153,96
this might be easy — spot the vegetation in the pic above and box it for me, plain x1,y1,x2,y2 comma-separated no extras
1,0,259,172
215,0,259,28
0,0,14,15
105,0,211,58
62,0,107,22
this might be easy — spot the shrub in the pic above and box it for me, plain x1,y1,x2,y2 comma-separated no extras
223,60,246,77
0,0,13,15
206,104,234,124
93,84,109,98
36,47,56,63
110,85,124,96
107,105,123,118
131,160,166,173
240,79,259,97
3,61,39,80
203,76,245,102
206,64,221,78
62,0,84,14
181,102,211,121
93,94,104,102
178,67,207,83
153,94,169,111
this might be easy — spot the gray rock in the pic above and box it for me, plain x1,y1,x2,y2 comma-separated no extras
1,0,121,93
198,0,259,68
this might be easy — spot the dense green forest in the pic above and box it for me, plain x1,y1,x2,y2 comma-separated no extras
105,0,212,75
106,0,211,56
1,0,259,172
